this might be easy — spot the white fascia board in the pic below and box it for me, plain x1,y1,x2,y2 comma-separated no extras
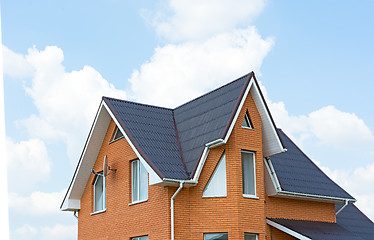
191,147,210,183
266,219,312,240
102,101,163,185
223,78,254,143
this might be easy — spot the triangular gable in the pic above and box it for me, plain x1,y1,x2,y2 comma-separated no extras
60,100,163,211
191,72,286,182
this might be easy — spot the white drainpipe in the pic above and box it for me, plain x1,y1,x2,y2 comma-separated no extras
336,199,349,216
170,181,184,240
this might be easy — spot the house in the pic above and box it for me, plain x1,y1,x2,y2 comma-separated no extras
60,72,374,240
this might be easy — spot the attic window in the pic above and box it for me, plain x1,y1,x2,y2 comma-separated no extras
242,111,253,129
203,153,227,198
112,126,124,142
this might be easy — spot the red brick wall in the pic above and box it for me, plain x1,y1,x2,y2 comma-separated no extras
78,120,171,240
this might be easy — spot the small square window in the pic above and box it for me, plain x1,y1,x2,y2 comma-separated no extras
204,233,228,240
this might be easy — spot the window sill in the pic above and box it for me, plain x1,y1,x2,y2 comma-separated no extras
129,199,148,206
90,209,106,215
241,126,254,130
243,194,259,199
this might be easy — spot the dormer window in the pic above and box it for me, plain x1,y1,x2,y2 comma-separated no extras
112,126,124,142
242,111,253,129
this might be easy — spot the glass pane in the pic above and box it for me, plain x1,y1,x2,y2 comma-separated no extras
242,151,255,195
94,175,104,211
132,160,139,202
244,233,257,240
204,233,228,240
203,154,227,197
139,161,148,201
113,127,124,140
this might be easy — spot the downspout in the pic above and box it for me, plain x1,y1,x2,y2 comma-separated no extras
171,181,184,240
336,199,349,216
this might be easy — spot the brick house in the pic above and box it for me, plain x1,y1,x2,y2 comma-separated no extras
60,72,374,239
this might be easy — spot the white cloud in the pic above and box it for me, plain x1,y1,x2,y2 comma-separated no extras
40,224,77,240
14,46,127,164
11,224,76,240
146,0,266,42
2,45,35,79
267,98,374,151
12,224,38,240
8,188,67,216
129,27,273,108
319,162,374,221
6,138,51,193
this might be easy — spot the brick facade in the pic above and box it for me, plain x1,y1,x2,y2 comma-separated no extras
77,92,336,239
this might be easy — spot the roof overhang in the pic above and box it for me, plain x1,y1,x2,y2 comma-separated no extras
267,219,312,240
191,73,286,183
60,100,163,211
264,157,356,204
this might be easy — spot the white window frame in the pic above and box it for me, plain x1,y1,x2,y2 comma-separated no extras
242,111,253,129
241,150,257,198
203,153,227,198
204,233,228,240
131,159,148,204
244,233,258,240
110,126,124,143
92,173,106,214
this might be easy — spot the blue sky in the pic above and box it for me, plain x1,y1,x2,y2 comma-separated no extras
2,1,374,239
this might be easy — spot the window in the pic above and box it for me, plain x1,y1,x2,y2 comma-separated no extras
93,173,105,212
242,111,253,129
131,160,148,203
242,151,256,196
132,236,148,240
204,233,228,240
203,154,227,197
112,126,124,141
244,233,258,240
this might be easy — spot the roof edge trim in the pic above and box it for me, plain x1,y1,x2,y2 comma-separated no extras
267,219,312,240
275,190,357,203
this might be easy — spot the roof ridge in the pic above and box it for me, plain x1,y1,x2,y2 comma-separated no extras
102,96,173,111
174,72,253,110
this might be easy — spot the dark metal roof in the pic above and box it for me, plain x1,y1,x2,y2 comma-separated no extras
104,97,188,179
335,203,374,240
269,218,364,240
103,73,252,179
174,73,251,176
270,129,354,200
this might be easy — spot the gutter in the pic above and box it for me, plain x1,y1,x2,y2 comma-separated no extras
277,191,356,204
170,181,184,240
